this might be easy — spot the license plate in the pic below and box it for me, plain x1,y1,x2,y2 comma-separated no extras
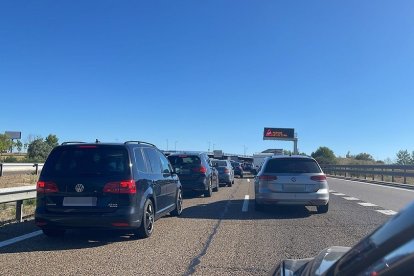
63,197,97,207
283,184,305,192
179,169,191,174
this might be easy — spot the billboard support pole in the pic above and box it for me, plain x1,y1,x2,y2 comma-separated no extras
293,138,298,155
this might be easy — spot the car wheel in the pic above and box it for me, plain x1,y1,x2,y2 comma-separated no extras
240,174,244,178
135,199,155,238
254,200,264,211
171,189,183,216
204,180,212,197
213,180,219,192
227,180,232,187
42,228,65,237
317,203,329,214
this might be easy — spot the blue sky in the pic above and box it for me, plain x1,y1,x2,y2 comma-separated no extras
1,1,413,160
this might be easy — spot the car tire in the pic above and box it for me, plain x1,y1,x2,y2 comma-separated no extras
135,199,155,239
42,228,65,237
213,180,219,192
171,189,183,217
254,200,264,211
204,180,212,197
227,180,232,187
317,203,329,214
240,174,244,178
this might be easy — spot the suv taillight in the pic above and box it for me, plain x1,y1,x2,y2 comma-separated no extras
258,175,277,181
103,180,136,194
37,181,59,193
224,169,230,173
192,166,207,174
310,175,327,182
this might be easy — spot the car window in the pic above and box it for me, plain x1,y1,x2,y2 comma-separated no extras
133,147,149,173
168,155,201,167
217,161,228,166
264,158,321,173
42,146,130,177
157,150,171,174
143,148,162,174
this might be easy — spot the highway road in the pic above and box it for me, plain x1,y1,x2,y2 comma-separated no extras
1,177,413,275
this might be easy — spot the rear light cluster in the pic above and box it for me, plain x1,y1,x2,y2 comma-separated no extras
224,169,230,174
192,166,207,174
310,175,327,182
37,181,59,193
258,175,277,181
103,180,136,194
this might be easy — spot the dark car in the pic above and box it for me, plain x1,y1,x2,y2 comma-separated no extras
168,152,219,197
35,141,183,239
211,159,234,187
231,161,244,178
272,200,414,275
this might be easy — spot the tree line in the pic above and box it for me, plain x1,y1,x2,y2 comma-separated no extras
310,146,414,166
0,133,59,162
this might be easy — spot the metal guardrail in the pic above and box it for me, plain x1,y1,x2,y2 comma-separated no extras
0,163,44,176
322,164,414,184
0,185,36,222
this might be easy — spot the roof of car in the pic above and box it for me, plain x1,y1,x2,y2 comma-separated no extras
268,155,313,159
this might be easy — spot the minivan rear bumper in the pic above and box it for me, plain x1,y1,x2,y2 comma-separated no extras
35,206,142,230
255,189,329,206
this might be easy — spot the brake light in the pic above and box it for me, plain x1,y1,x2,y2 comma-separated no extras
77,145,97,148
192,166,207,174
224,169,230,173
103,180,136,194
258,175,277,181
36,181,59,193
311,175,327,182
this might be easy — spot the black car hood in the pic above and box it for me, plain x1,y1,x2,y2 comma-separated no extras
271,246,350,276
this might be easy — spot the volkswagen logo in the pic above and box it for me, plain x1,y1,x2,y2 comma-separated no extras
291,177,296,182
75,184,85,193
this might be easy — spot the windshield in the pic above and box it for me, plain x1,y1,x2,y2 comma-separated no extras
263,158,321,174
42,146,130,177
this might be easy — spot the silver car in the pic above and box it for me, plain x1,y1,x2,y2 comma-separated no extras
211,159,235,187
254,155,329,213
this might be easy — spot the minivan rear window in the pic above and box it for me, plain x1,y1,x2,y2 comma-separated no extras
264,158,321,174
216,161,228,167
42,146,130,177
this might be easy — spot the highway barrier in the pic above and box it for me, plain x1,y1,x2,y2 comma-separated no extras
0,185,36,222
0,163,44,176
322,164,414,184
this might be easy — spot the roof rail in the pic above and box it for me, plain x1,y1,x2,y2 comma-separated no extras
61,141,86,145
124,141,156,147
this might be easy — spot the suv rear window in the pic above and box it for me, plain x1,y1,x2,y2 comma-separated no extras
168,155,201,167
216,161,228,167
263,158,321,174
42,146,130,177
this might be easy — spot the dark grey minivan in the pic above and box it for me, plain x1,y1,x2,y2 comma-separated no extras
35,141,183,238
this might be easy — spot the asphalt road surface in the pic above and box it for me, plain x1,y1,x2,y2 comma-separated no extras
1,177,413,275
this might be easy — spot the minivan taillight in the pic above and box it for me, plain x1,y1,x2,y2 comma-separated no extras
258,175,277,181
192,166,207,174
103,180,136,194
311,175,327,182
37,181,59,193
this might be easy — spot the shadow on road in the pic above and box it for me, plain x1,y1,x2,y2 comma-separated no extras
180,199,314,220
0,227,141,254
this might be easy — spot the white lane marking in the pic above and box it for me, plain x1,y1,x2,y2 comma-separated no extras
332,193,346,196
358,202,378,207
376,210,398,216
329,190,335,193
327,177,414,193
247,179,250,183
0,230,43,248
343,197,359,201
242,195,249,212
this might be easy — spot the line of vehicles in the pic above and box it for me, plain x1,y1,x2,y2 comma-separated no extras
34,141,249,239
29,140,414,274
